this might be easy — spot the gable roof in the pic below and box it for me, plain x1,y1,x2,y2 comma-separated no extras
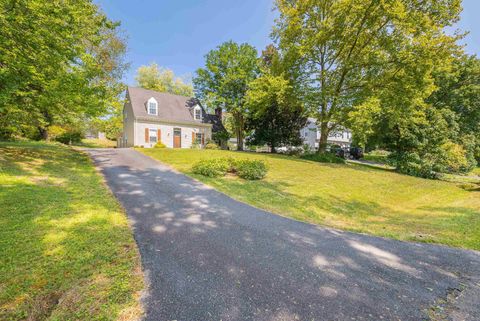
126,86,227,133
127,86,201,124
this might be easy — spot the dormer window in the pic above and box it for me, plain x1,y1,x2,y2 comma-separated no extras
147,97,158,115
194,106,202,120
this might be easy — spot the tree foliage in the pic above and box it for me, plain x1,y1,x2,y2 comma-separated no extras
135,63,193,97
194,41,259,150
0,0,127,140
428,54,480,162
273,0,462,153
245,46,306,152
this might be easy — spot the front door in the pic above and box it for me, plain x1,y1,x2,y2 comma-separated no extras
173,128,181,148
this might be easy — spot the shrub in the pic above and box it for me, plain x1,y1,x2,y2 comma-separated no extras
192,158,231,177
47,125,66,140
205,142,219,150
55,130,83,144
191,158,267,180
440,142,474,173
235,159,268,180
154,141,166,148
394,141,475,179
394,152,439,179
301,152,346,164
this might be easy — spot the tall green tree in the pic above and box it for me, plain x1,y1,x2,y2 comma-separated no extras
246,45,306,152
194,41,259,151
0,0,127,139
428,54,480,162
135,63,193,97
273,0,462,153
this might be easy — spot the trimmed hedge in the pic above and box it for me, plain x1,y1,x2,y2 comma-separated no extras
192,158,267,180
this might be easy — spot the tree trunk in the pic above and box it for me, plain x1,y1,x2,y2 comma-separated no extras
235,113,244,151
38,126,49,141
38,109,52,141
237,131,244,151
317,122,329,153
270,144,276,153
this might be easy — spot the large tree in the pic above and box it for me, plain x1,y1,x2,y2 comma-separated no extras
427,54,480,162
273,0,462,153
194,41,259,151
135,63,193,97
246,45,306,152
0,0,127,139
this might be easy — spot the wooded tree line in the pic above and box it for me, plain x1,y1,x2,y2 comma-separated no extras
0,0,127,141
193,0,480,178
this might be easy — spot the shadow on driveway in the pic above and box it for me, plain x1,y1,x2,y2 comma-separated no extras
86,148,480,321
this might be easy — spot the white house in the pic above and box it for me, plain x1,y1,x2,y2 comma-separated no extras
300,118,352,149
118,87,224,148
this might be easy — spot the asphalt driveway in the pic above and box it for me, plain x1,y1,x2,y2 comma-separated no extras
86,148,480,321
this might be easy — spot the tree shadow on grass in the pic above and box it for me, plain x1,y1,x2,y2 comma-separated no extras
0,143,142,320
88,149,480,321
194,171,480,249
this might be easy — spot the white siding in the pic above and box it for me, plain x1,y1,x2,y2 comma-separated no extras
301,119,352,149
135,121,212,148
122,98,135,147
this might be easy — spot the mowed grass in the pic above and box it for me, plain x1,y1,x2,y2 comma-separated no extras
0,142,143,321
472,167,480,176
141,148,480,250
77,138,117,148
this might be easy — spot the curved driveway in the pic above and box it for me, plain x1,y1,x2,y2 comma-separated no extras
86,148,480,321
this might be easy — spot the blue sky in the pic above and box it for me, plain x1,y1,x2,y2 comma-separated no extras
95,0,480,85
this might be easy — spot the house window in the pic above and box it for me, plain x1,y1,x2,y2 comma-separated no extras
148,102,157,115
149,129,157,143
194,107,202,120
147,97,158,115
196,133,203,144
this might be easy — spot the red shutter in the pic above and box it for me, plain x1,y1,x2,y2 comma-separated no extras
145,128,149,143
192,132,195,144
157,129,161,143
202,134,205,145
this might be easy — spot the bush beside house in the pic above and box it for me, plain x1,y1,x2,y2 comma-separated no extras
192,158,267,180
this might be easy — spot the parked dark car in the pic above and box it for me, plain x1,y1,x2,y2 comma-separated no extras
349,147,364,160
328,144,346,158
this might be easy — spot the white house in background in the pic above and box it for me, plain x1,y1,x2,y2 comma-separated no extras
118,87,225,148
300,118,352,149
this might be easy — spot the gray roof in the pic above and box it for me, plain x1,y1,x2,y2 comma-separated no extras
127,86,206,126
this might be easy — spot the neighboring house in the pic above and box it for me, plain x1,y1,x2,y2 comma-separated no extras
85,130,106,140
300,118,352,149
118,87,224,148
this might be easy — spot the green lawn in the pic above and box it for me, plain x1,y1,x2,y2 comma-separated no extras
76,138,117,148
472,167,480,176
141,148,480,250
0,142,143,321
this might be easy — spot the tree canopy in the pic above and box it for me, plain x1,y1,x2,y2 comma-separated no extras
0,0,127,140
245,45,306,152
273,0,462,153
135,63,193,97
0,0,125,138
194,41,259,150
